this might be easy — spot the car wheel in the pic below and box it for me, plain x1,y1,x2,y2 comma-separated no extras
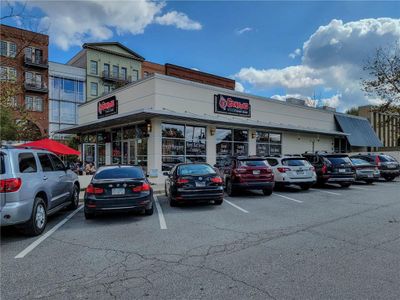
22,196,47,236
145,204,154,215
226,180,236,197
385,176,395,182
84,210,95,219
164,184,168,197
214,199,223,205
364,180,374,184
170,198,178,207
67,184,80,210
300,184,311,190
263,188,273,196
340,182,351,188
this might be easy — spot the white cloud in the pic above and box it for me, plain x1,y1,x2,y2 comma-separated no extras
234,18,400,111
154,11,202,30
288,48,301,59
235,82,245,92
26,0,202,50
236,27,252,35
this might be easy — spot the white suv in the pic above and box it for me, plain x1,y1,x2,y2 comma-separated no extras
265,155,316,190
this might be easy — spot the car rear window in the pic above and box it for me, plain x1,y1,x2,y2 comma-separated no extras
351,158,370,165
379,155,396,162
282,159,309,166
18,153,37,173
326,156,352,165
178,164,216,176
239,160,268,167
94,167,144,179
0,152,5,174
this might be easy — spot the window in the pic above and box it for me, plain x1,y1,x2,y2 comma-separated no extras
60,101,76,124
177,164,216,176
90,82,98,96
0,41,7,56
9,96,17,108
25,96,43,112
256,131,282,156
63,78,75,101
104,85,111,94
95,167,144,180
104,63,110,77
161,123,206,171
9,42,16,57
132,69,138,81
90,60,98,75
38,153,54,172
266,159,279,166
25,71,42,87
216,128,248,166
49,154,65,171
112,65,119,78
0,153,5,174
121,67,127,80
0,41,16,57
18,153,37,173
25,47,43,63
0,66,17,81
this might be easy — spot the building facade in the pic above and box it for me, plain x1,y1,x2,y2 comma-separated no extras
48,62,86,139
60,74,381,184
68,42,144,102
358,105,400,149
0,24,49,137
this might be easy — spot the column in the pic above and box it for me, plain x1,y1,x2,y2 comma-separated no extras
206,125,216,166
147,118,163,184
248,129,256,155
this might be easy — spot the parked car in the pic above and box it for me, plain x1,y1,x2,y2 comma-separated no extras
350,154,400,181
265,155,316,190
303,152,355,187
164,163,224,207
349,157,380,184
217,156,274,196
84,165,153,219
0,146,80,236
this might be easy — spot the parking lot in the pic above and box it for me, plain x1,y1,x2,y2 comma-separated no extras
1,180,400,300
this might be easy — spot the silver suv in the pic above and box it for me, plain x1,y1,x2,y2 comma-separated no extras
0,146,80,235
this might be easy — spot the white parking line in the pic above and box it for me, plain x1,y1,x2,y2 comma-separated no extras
273,193,303,203
351,186,369,190
153,195,167,230
15,205,83,259
224,199,249,213
311,188,342,196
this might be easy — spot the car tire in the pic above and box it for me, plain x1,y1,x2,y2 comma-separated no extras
263,188,273,196
164,184,168,197
385,176,395,182
84,211,95,219
170,199,178,207
145,204,154,215
22,196,47,236
226,180,236,197
214,199,223,205
67,184,80,210
300,184,311,190
340,182,351,188
364,180,374,184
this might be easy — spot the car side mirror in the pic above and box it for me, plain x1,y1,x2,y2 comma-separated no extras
163,172,169,176
146,174,149,178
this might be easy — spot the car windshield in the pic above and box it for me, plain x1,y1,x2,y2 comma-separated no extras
282,158,309,166
0,152,5,174
351,158,370,165
178,164,216,176
326,156,352,165
94,167,144,179
238,160,268,167
379,155,397,162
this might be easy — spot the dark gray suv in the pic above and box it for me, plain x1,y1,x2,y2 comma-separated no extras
0,146,80,235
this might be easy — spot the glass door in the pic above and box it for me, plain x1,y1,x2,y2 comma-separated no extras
83,143,96,165
122,140,136,164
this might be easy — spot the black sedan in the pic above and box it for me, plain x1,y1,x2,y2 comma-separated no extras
164,163,224,207
84,165,153,219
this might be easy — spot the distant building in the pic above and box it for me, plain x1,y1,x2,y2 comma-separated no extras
48,62,86,139
0,24,49,137
142,61,235,90
358,105,400,149
68,42,145,102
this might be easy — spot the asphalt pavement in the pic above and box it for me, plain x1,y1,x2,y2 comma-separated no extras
1,179,400,300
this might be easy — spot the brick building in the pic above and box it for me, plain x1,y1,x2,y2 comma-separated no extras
0,24,49,137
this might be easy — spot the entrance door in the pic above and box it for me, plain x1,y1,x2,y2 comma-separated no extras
83,143,97,165
122,140,136,165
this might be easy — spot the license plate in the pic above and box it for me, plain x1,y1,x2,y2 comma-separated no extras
253,170,260,175
387,164,396,169
195,181,206,187
112,188,125,195
297,170,305,175
339,169,346,173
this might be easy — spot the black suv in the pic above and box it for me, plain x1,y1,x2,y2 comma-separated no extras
303,152,355,187
350,154,400,181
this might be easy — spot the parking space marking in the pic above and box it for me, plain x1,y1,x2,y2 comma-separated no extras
15,205,83,259
273,193,303,203
224,199,249,213
310,189,342,196
153,195,167,230
351,186,369,191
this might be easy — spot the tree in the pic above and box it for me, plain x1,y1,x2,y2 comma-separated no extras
345,107,359,116
361,42,400,118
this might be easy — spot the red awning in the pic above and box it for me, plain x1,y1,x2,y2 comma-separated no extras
19,138,80,156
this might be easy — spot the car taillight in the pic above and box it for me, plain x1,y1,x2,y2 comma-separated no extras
132,183,150,192
177,178,189,185
86,184,104,195
0,178,22,193
277,167,291,173
321,165,327,174
210,177,223,184
375,156,381,167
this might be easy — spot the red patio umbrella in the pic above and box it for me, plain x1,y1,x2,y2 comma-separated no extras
19,138,80,156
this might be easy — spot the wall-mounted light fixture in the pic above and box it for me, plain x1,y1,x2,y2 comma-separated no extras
145,120,152,135
210,127,216,136
251,131,256,139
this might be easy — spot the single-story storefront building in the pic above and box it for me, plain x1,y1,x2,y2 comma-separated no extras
60,74,382,184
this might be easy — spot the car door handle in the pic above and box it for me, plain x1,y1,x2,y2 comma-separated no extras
43,176,48,180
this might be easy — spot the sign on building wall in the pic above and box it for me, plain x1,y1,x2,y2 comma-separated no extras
98,96,118,119
214,94,251,117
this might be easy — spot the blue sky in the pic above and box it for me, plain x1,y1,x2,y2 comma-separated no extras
2,1,400,111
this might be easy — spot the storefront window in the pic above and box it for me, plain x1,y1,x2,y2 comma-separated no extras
60,101,76,124
216,128,248,166
82,133,96,143
97,144,106,167
162,123,206,171
256,131,282,156
112,142,122,164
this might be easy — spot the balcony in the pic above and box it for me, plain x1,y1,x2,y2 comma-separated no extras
24,56,48,69
24,81,48,93
101,71,131,83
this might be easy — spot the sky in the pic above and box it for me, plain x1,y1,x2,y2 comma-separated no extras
1,0,400,112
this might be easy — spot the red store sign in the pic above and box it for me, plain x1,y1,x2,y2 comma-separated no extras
214,94,251,117
98,96,118,119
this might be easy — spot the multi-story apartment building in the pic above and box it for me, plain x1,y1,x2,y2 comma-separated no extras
0,24,49,137
48,62,86,139
67,42,144,102
358,105,400,149
142,61,235,90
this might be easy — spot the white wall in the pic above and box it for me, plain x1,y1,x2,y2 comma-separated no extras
282,132,334,155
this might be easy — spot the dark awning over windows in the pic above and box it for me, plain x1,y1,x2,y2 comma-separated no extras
334,114,382,147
